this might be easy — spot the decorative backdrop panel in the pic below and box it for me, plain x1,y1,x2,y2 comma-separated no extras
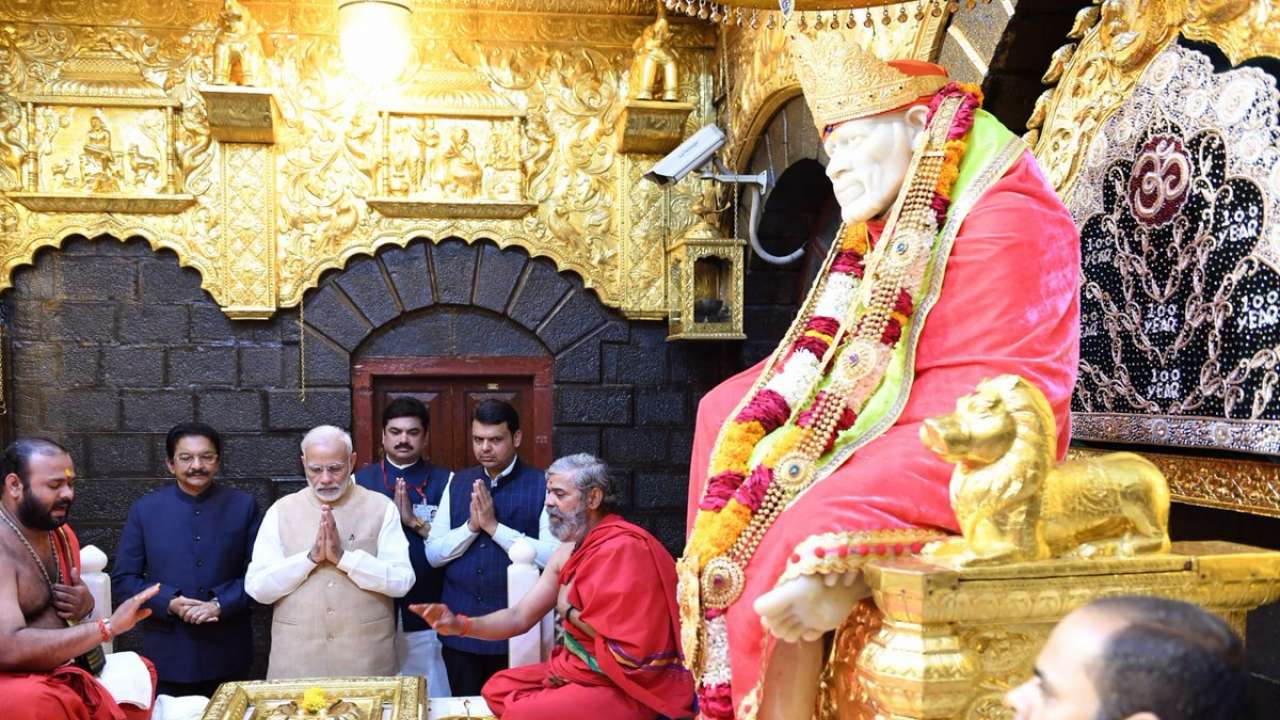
1069,43,1280,455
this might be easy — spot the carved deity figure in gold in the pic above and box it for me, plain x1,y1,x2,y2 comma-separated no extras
442,127,483,197
921,375,1171,565
213,0,268,86
629,10,678,102
81,114,121,192
1097,0,1184,70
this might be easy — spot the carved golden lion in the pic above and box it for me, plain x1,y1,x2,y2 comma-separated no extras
921,374,1170,565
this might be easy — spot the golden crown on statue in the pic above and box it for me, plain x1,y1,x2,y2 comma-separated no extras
788,29,946,131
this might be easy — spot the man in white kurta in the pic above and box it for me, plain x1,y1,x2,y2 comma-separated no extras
246,425,414,679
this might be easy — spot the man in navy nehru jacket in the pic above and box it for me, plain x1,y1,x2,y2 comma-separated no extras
112,422,262,697
425,399,556,696
354,396,452,696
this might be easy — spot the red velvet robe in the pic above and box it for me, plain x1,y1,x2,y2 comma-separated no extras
483,515,694,719
0,525,156,720
686,151,1081,712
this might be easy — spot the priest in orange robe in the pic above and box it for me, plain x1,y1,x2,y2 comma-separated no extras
0,438,160,720
680,32,1079,720
414,454,693,719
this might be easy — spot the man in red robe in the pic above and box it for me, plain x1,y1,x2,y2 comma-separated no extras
414,453,694,719
0,437,160,720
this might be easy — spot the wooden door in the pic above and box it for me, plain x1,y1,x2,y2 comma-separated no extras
352,356,553,472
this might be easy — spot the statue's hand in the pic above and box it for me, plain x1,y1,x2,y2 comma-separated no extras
753,571,869,643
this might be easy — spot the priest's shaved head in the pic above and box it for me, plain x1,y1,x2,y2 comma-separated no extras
1006,595,1249,720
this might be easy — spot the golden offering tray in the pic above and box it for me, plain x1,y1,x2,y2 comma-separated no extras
201,676,424,720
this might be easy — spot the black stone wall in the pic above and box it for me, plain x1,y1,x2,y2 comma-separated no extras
5,233,756,676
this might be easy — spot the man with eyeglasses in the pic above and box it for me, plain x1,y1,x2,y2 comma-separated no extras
112,422,262,697
245,425,414,679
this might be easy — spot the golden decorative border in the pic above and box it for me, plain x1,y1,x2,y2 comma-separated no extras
1068,446,1280,518
722,5,950,172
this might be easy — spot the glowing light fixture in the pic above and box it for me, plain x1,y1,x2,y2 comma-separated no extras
338,0,413,85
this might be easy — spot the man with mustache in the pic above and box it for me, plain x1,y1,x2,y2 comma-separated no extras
425,399,556,696
414,454,693,720
246,425,414,678
113,422,262,697
0,437,162,719
354,396,452,695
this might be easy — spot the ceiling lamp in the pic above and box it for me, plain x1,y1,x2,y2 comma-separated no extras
338,0,414,85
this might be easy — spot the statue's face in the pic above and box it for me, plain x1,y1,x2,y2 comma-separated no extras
823,105,927,224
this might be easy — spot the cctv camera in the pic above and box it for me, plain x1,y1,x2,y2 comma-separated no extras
643,124,726,186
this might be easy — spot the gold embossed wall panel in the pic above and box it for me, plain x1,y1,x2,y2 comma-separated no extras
0,18,225,302
0,1,716,319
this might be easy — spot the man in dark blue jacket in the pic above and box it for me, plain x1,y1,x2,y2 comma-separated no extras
425,399,556,696
355,396,452,696
112,422,261,697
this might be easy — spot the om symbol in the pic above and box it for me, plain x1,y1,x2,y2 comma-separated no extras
1129,135,1191,226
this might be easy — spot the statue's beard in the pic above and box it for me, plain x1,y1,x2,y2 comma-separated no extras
549,505,588,542
18,493,68,531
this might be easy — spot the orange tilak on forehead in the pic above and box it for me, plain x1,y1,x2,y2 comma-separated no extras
64,468,74,479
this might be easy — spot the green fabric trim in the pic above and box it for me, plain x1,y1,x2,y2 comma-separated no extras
563,632,603,674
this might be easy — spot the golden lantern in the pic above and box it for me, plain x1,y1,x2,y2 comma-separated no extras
667,180,746,340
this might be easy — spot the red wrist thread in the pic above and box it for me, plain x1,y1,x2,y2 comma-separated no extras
457,613,474,637
97,617,112,643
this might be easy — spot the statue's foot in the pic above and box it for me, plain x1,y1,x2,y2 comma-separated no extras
661,92,678,101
